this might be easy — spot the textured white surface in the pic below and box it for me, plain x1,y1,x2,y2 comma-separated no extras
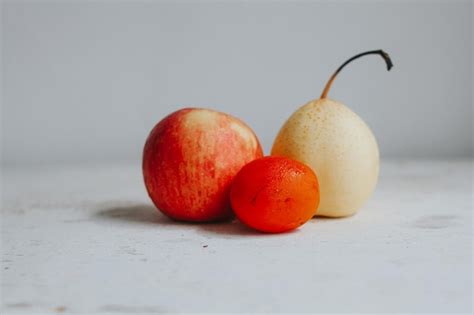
1,160,472,313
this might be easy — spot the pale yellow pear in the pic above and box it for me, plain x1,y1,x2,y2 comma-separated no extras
271,50,393,217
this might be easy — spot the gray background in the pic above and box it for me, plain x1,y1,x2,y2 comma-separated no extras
2,0,472,166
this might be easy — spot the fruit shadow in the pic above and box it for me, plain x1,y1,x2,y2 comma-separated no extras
94,203,174,226
94,203,263,236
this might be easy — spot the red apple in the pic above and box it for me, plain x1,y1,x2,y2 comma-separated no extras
143,108,263,222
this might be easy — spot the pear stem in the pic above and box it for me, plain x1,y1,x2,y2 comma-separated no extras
320,50,393,99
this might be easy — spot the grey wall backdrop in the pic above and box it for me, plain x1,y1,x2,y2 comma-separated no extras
2,1,472,166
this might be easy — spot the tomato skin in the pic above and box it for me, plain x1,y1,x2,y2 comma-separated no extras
230,156,320,233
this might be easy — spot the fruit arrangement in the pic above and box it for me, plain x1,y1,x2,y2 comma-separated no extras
143,50,393,233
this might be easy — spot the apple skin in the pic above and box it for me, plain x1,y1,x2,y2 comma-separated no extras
143,108,263,222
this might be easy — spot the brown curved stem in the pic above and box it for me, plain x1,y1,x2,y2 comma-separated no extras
320,50,393,99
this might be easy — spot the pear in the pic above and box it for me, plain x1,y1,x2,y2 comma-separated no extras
271,50,393,217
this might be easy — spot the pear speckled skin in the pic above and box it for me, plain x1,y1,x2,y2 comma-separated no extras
271,98,379,217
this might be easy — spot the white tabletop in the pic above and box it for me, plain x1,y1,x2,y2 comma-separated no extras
1,160,472,314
